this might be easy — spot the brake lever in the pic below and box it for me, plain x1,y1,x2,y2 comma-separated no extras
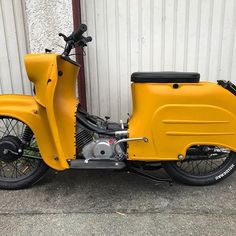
58,33,70,42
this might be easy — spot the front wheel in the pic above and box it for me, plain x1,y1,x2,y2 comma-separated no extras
162,145,236,186
0,117,48,190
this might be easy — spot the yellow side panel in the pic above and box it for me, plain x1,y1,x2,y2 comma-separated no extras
24,54,79,169
128,82,236,161
53,56,78,162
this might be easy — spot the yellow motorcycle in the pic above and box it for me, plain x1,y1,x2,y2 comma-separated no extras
0,24,235,189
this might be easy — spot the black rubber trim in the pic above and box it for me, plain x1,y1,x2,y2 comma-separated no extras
131,71,200,83
217,80,236,96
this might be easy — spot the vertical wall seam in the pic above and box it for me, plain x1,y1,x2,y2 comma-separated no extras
217,0,226,80
127,0,131,113
205,0,214,80
83,0,92,113
195,0,202,72
161,0,165,70
183,0,190,71
20,0,32,94
172,0,178,71
21,0,33,94
150,0,154,71
138,0,142,71
228,0,236,81
115,0,121,119
12,0,25,94
104,0,111,116
92,0,100,115
21,0,30,53
0,1,14,93
0,0,4,93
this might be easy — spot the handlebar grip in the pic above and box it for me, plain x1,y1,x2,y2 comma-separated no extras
85,36,92,43
72,24,87,41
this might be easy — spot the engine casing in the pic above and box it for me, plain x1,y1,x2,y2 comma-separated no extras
82,138,123,160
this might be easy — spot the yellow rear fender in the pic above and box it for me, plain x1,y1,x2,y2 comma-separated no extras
0,94,66,170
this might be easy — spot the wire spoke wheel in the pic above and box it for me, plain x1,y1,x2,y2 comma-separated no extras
0,117,48,189
162,145,236,186
176,146,230,176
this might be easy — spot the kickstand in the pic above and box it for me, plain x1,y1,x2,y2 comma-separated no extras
128,167,173,186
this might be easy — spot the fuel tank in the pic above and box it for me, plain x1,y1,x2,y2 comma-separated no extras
128,81,236,161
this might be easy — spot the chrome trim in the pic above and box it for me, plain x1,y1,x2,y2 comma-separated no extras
115,130,128,136
120,120,124,129
114,137,148,155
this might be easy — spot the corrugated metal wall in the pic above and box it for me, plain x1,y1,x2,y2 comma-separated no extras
81,0,236,121
0,0,31,95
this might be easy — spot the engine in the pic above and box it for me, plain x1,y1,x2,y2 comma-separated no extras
76,124,125,160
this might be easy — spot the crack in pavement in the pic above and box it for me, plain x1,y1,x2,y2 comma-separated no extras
0,208,236,216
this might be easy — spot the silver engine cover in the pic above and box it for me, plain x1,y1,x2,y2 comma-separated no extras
82,138,123,160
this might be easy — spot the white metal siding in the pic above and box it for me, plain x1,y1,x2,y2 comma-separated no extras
81,0,236,121
0,0,31,95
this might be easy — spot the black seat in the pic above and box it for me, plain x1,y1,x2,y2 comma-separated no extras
131,72,200,83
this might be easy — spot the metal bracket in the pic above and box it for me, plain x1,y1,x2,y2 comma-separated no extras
128,166,173,185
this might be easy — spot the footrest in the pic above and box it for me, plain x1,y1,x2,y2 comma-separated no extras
69,159,126,170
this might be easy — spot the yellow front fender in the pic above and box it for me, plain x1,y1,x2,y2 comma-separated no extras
0,94,66,170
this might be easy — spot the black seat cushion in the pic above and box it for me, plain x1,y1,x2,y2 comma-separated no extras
131,72,200,83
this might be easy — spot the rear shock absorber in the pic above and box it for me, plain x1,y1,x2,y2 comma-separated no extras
22,126,34,145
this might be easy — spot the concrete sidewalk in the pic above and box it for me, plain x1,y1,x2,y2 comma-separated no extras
0,169,235,235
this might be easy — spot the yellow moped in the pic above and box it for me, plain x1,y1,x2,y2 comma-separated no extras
0,24,235,189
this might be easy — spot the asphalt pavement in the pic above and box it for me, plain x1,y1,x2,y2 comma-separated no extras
0,168,235,235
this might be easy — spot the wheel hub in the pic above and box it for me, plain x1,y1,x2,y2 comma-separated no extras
0,135,23,162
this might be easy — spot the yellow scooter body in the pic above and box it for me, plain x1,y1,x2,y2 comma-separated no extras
1,52,236,168
0,54,78,170
128,82,236,161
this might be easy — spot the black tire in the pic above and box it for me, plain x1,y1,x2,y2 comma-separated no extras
162,148,236,186
0,161,48,190
0,117,49,190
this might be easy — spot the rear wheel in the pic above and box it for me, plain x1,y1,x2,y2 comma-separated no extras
162,145,236,186
0,117,48,190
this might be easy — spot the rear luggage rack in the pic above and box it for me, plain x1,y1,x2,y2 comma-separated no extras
217,80,236,96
